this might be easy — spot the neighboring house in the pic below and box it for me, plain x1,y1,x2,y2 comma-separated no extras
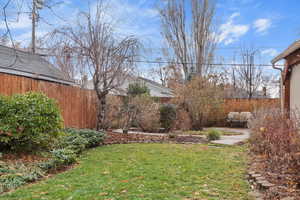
0,45,75,85
272,40,300,111
85,76,174,101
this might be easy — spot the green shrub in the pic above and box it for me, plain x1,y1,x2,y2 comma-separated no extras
0,174,26,193
160,104,176,132
127,82,150,97
64,128,105,148
51,148,77,165
0,92,63,151
0,162,44,193
207,129,221,141
59,134,88,154
39,148,77,172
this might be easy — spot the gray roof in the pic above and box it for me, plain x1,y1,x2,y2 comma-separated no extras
0,45,75,85
272,40,300,64
86,76,174,98
137,77,174,98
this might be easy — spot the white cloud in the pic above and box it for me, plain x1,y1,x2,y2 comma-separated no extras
91,0,160,46
261,48,278,57
0,13,31,30
253,18,272,34
218,12,249,45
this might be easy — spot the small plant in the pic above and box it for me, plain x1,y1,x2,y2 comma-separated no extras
160,104,177,132
207,129,221,141
168,133,177,139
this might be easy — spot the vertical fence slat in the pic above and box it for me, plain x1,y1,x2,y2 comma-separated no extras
0,73,97,129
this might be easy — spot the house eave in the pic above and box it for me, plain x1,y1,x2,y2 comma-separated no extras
272,40,300,64
0,67,76,86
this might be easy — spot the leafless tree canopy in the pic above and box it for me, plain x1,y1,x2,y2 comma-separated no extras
53,1,140,130
223,47,276,99
44,36,87,85
158,0,217,80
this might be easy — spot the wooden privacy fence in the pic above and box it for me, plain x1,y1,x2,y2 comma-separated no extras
223,98,280,113
0,73,98,129
0,72,281,129
205,98,280,127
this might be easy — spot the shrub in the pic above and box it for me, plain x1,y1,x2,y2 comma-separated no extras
174,109,192,131
207,129,221,141
0,174,26,193
0,162,44,193
127,82,150,97
105,95,124,129
133,95,161,132
171,76,224,130
160,104,176,132
249,108,300,171
51,148,77,165
39,148,77,172
0,92,63,151
59,134,88,154
64,128,106,148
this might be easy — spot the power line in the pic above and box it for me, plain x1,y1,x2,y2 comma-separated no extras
130,60,283,67
39,52,284,68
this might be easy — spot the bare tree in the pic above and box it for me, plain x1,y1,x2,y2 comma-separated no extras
150,58,171,87
46,39,86,82
222,47,276,99
54,1,139,130
235,48,263,99
158,0,217,80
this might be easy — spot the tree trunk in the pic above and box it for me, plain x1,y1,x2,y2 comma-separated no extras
96,94,107,131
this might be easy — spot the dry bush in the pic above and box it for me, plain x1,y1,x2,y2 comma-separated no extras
249,108,300,172
133,95,161,133
105,95,124,129
174,108,192,131
172,76,224,130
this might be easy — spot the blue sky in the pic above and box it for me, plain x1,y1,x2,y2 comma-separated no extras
0,0,299,67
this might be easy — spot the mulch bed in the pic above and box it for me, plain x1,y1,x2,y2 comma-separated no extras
103,132,207,145
2,153,49,164
248,154,300,200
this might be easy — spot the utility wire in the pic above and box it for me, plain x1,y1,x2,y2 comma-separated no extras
130,60,283,67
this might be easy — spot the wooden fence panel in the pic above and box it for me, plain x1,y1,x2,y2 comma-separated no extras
0,73,98,129
223,98,280,113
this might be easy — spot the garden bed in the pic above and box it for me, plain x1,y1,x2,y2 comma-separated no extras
104,132,207,145
247,154,300,199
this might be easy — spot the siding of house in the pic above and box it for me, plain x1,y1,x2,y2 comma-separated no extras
290,64,300,110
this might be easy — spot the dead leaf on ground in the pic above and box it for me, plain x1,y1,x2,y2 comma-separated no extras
99,192,108,196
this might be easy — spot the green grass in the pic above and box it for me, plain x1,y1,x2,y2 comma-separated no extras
183,129,241,136
1,144,251,200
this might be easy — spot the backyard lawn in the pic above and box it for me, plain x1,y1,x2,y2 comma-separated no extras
1,144,251,200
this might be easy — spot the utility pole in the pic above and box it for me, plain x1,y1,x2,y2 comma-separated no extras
249,52,254,99
31,0,36,54
31,0,43,54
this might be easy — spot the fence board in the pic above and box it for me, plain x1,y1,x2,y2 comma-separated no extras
0,73,97,129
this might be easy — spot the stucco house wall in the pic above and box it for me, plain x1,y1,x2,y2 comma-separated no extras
290,65,300,110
